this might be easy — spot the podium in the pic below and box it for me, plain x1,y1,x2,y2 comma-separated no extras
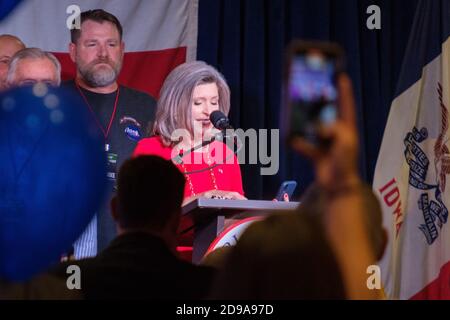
179,198,299,263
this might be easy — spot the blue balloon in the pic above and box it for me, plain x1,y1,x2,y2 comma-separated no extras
0,84,107,282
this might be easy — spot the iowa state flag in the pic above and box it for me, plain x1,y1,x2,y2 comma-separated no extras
0,0,199,98
374,0,450,299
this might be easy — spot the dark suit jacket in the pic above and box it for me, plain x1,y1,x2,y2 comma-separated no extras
52,232,215,300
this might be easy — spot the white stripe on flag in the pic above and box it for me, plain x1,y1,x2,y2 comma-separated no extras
0,0,198,57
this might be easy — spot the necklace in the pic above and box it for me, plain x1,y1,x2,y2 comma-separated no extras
75,82,120,139
177,145,218,196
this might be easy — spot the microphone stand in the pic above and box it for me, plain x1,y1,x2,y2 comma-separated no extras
171,135,217,165
171,129,242,174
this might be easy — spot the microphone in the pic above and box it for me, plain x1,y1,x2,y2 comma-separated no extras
172,112,231,165
209,110,240,151
210,110,233,130
172,111,241,173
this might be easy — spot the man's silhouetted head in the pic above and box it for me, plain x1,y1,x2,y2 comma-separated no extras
111,156,185,247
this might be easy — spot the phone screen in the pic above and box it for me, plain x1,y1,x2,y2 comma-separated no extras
288,50,338,142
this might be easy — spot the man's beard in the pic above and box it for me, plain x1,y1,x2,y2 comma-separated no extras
78,58,122,88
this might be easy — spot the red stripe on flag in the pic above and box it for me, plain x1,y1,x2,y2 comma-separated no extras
120,48,186,98
52,53,76,81
410,260,450,299
53,47,186,99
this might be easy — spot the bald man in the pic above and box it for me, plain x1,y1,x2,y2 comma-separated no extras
0,34,25,90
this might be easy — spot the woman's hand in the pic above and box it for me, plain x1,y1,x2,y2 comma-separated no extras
182,190,247,206
272,193,290,202
203,189,247,200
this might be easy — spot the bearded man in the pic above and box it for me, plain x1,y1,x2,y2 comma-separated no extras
65,9,156,258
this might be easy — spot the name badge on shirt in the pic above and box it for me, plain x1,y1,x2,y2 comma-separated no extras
106,144,118,181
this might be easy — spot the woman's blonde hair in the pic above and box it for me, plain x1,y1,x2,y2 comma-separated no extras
153,61,231,146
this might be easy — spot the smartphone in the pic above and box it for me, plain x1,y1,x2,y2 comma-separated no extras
275,180,297,201
284,40,344,146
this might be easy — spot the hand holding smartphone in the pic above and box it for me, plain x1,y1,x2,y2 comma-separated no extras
275,180,297,201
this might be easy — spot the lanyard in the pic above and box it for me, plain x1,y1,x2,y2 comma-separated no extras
75,82,120,139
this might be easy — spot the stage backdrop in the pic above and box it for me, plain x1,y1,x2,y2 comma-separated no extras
0,0,199,99
197,0,450,300
197,0,421,200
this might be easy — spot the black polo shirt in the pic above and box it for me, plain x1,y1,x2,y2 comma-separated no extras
64,80,156,252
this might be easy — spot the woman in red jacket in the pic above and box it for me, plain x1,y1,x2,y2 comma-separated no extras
133,61,246,205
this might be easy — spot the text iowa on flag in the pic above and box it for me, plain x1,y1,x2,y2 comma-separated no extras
374,0,450,300
0,0,199,98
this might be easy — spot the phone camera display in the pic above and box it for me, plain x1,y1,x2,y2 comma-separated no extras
288,49,339,142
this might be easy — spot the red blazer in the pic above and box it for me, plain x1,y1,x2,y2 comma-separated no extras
133,136,244,199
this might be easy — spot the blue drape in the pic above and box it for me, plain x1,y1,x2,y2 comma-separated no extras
197,0,420,199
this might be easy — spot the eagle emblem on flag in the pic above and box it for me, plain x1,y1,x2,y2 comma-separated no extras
404,83,450,245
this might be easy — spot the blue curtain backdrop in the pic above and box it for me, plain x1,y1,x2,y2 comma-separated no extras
197,0,420,200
